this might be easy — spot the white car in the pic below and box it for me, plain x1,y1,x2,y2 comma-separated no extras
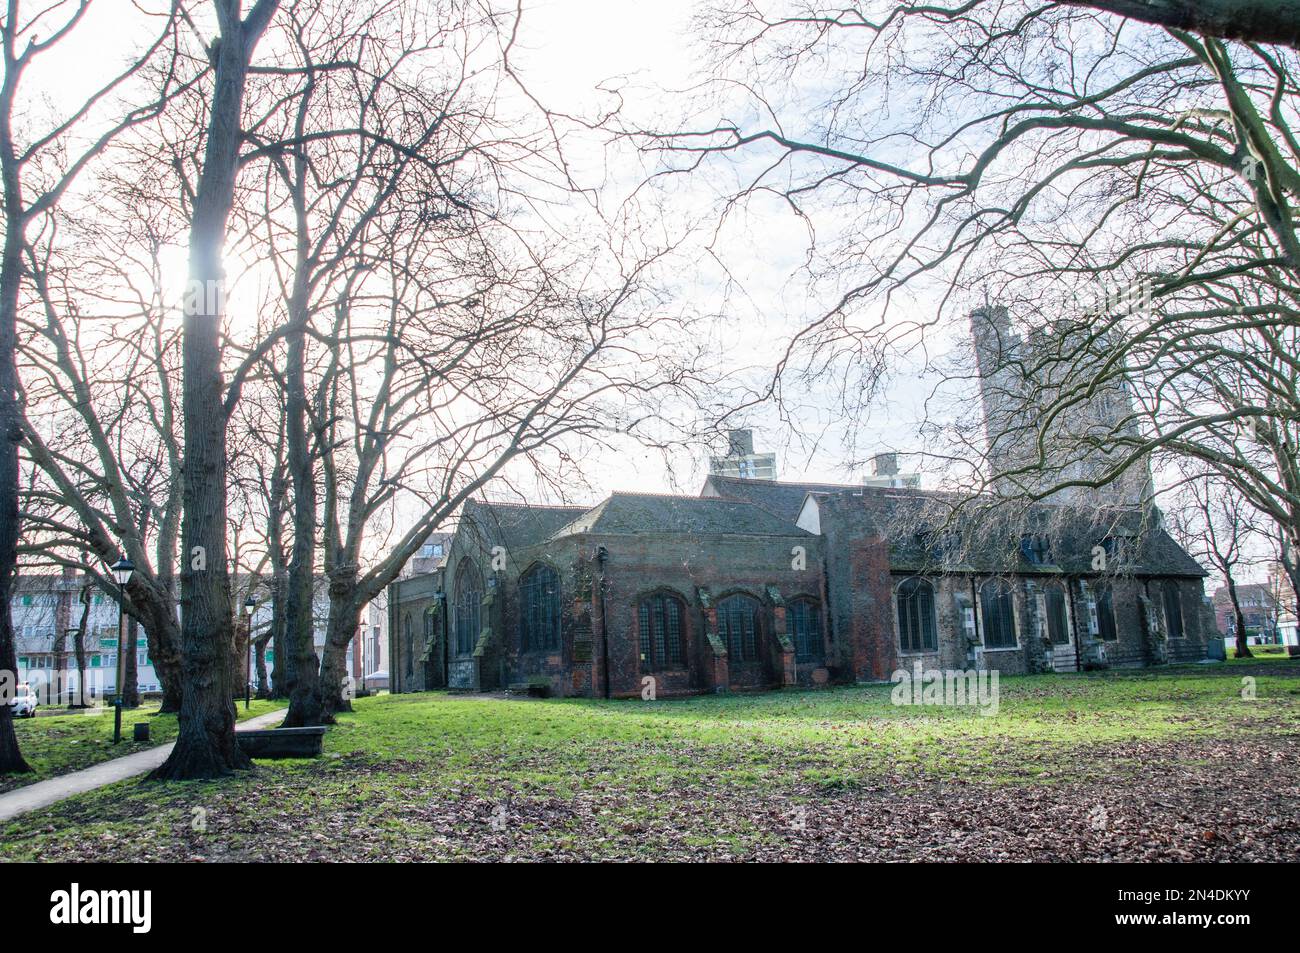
8,682,37,718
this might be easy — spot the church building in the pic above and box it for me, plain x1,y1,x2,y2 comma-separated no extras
388,308,1215,697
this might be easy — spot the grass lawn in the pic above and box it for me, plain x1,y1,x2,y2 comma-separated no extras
2,662,1298,861
1232,644,1295,661
0,699,284,795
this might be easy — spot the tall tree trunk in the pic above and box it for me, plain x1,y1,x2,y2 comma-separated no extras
266,457,287,698
153,512,183,712
151,0,280,780
268,570,286,698
0,56,30,775
281,318,321,728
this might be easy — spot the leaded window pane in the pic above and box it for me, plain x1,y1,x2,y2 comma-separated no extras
520,564,561,652
898,578,937,652
1162,581,1184,639
638,593,686,670
980,580,1017,649
454,561,483,656
1046,588,1070,645
718,595,760,663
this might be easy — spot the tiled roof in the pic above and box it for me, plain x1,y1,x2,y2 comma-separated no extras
701,474,860,522
1211,583,1276,605
811,488,1206,577
550,492,811,539
464,500,591,551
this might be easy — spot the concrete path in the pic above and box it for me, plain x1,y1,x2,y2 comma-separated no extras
0,708,286,824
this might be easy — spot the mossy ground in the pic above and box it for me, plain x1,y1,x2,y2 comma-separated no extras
2,661,1297,861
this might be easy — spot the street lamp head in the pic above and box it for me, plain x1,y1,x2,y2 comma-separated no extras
111,557,135,586
244,596,256,613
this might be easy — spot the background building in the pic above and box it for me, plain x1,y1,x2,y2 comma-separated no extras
708,429,777,480
12,570,158,700
1212,583,1280,645
859,452,921,489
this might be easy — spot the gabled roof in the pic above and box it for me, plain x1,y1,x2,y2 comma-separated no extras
464,500,591,551
809,487,1206,578
550,492,811,539
701,474,861,522
1211,583,1276,606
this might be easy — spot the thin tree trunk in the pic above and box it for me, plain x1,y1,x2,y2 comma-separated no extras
1280,533,1300,618
72,594,87,708
281,317,321,728
122,615,140,708
51,623,68,704
268,571,287,698
232,610,249,701
266,454,287,698
1226,577,1254,659
152,527,183,711
253,633,271,698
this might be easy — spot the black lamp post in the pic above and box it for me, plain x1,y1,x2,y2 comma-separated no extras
110,557,134,743
244,595,255,710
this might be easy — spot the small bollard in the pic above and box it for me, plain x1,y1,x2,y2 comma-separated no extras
133,722,150,743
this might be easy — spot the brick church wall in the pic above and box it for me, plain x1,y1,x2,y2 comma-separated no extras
390,493,1210,698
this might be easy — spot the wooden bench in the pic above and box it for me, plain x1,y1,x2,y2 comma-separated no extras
236,726,326,759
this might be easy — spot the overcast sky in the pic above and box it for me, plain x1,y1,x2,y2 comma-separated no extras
23,0,953,509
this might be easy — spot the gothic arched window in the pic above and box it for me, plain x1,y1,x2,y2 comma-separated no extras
1044,585,1070,645
717,594,761,663
980,579,1017,648
1161,580,1184,640
454,561,483,656
897,578,937,653
789,598,824,662
423,606,437,649
519,564,562,652
1095,583,1118,641
403,614,414,679
637,592,685,670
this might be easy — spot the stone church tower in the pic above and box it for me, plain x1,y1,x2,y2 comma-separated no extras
970,305,1153,510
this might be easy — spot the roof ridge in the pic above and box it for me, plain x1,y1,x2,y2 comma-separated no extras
610,490,760,503
472,499,591,510
710,474,858,489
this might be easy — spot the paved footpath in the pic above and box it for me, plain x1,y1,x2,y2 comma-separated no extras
0,709,286,824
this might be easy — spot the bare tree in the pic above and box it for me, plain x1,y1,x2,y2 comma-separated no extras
222,0,707,724
636,1,1300,551
1169,475,1262,656
18,208,188,712
1062,1,1300,47
229,374,288,698
0,0,182,775
154,0,281,781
